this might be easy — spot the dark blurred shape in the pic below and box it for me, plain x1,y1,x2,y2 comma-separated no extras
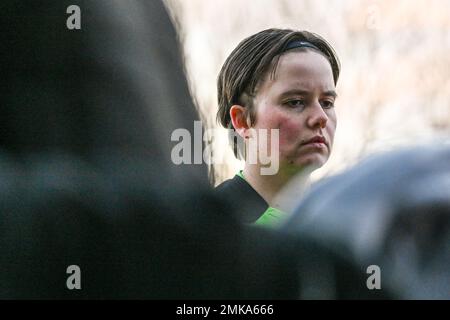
1,1,196,166
284,145,450,299
0,0,297,299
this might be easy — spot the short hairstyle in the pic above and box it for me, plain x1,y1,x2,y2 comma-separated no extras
217,28,340,158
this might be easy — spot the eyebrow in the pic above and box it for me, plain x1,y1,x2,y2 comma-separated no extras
279,89,338,99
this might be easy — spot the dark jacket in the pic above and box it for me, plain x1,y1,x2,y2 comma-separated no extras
215,175,269,223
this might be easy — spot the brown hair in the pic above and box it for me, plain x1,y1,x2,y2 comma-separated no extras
217,28,340,158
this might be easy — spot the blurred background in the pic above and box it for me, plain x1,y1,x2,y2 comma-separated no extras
165,0,450,186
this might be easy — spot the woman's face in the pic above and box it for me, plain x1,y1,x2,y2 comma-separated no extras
249,50,337,175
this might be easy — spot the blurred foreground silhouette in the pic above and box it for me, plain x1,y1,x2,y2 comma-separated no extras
0,0,297,299
284,145,450,299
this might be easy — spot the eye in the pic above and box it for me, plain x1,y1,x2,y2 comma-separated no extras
320,100,335,109
285,99,306,108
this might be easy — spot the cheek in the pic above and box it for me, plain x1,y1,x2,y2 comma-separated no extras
254,106,302,146
278,116,303,146
326,112,337,144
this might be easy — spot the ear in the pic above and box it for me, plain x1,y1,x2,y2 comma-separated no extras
230,105,250,138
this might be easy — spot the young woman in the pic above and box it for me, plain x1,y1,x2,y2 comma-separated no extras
215,28,340,227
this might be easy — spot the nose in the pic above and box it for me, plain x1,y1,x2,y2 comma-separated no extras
307,102,328,129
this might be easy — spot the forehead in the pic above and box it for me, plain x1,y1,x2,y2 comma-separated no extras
259,50,335,94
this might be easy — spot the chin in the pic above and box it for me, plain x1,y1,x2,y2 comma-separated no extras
286,155,328,174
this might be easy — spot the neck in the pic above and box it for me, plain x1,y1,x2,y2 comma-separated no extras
243,163,311,211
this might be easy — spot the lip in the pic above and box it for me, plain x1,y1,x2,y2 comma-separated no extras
301,136,328,147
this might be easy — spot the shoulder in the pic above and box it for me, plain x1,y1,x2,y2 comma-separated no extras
215,175,268,223
215,175,245,194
